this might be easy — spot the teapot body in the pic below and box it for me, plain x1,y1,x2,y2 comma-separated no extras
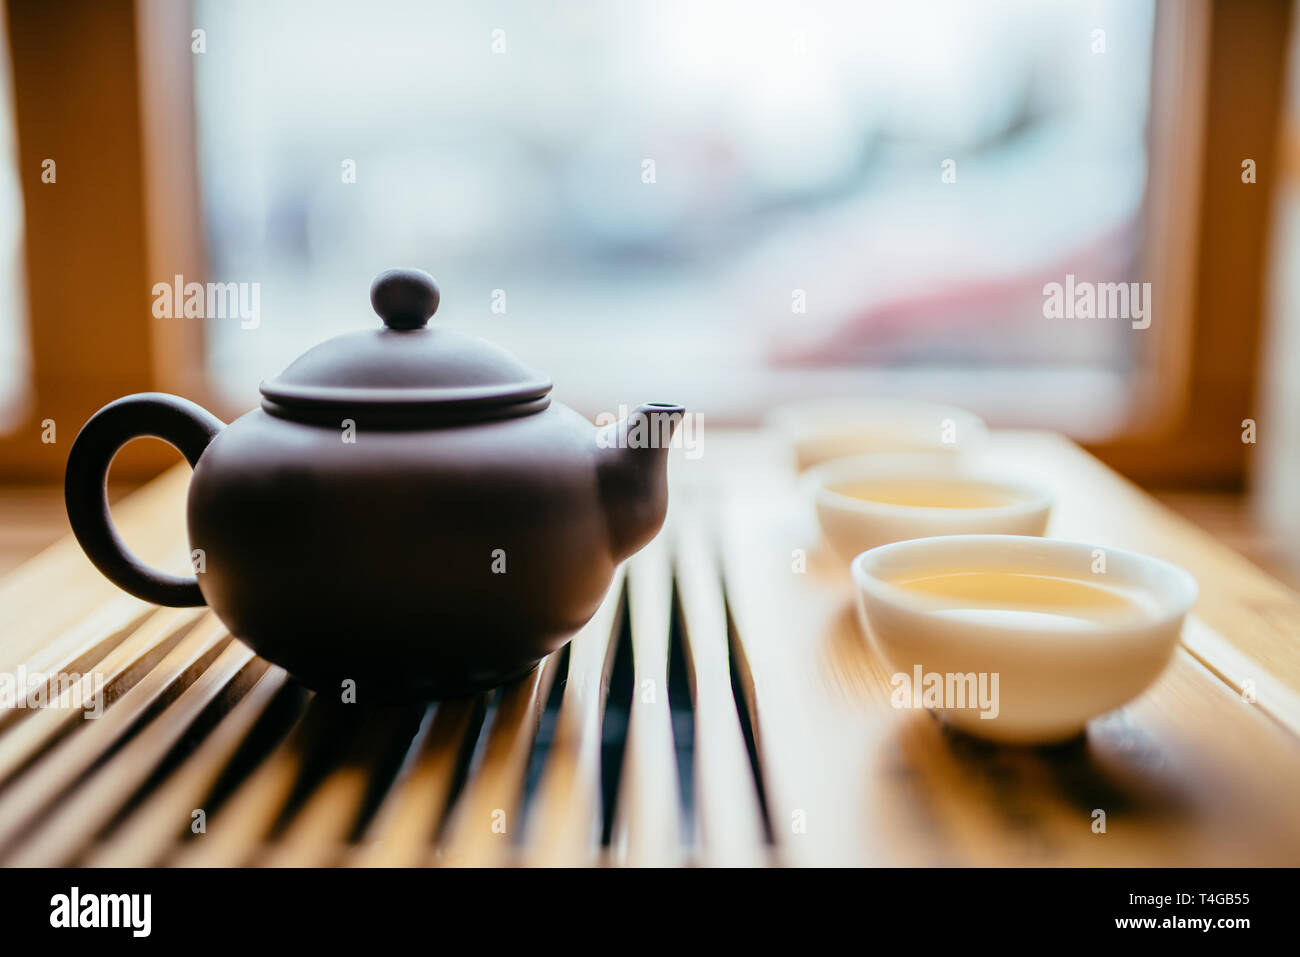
188,402,617,696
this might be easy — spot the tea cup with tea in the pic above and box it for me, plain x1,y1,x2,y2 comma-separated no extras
806,453,1053,562
851,534,1199,744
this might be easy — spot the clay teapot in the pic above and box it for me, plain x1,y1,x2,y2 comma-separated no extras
65,268,684,697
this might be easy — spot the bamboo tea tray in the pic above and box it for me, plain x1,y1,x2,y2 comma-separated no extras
1,429,1298,866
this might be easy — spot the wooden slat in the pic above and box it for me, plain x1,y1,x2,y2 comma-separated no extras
1180,615,1300,735
0,592,150,693
672,504,769,866
82,666,293,867
170,696,328,867
436,660,558,867
718,494,879,865
0,612,231,856
523,567,625,866
0,605,206,788
257,770,370,868
352,697,485,867
185,696,418,868
610,532,680,865
7,641,262,866
255,703,426,867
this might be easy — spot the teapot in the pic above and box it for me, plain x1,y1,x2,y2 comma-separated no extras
65,268,684,697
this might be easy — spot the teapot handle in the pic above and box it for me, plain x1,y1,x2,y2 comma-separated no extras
65,393,226,607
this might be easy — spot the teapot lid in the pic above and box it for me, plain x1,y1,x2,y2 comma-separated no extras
259,268,552,426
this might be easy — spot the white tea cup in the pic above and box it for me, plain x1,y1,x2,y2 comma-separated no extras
807,454,1052,562
851,534,1199,744
768,398,988,471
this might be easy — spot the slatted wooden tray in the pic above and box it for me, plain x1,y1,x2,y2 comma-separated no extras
1,429,1298,866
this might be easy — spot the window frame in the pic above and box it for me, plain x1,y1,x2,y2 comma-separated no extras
0,0,1281,487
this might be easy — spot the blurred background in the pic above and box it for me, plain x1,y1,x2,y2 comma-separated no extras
0,0,1297,583
185,0,1154,433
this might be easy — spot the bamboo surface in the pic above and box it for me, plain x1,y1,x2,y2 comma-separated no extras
0,429,1297,866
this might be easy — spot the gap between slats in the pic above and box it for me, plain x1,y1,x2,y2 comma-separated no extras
435,658,559,867
523,566,626,866
610,532,680,865
674,506,770,866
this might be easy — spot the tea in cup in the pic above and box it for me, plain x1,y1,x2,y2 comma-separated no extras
807,454,1052,562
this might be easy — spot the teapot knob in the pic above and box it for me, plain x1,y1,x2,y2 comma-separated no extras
370,268,440,330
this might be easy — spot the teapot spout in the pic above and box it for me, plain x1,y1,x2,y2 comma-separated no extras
595,402,685,561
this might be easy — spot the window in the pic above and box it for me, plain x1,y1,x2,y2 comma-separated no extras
191,0,1155,434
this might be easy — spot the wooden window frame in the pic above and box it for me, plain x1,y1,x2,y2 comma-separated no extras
0,0,1289,486
1086,0,1293,488
0,0,216,480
